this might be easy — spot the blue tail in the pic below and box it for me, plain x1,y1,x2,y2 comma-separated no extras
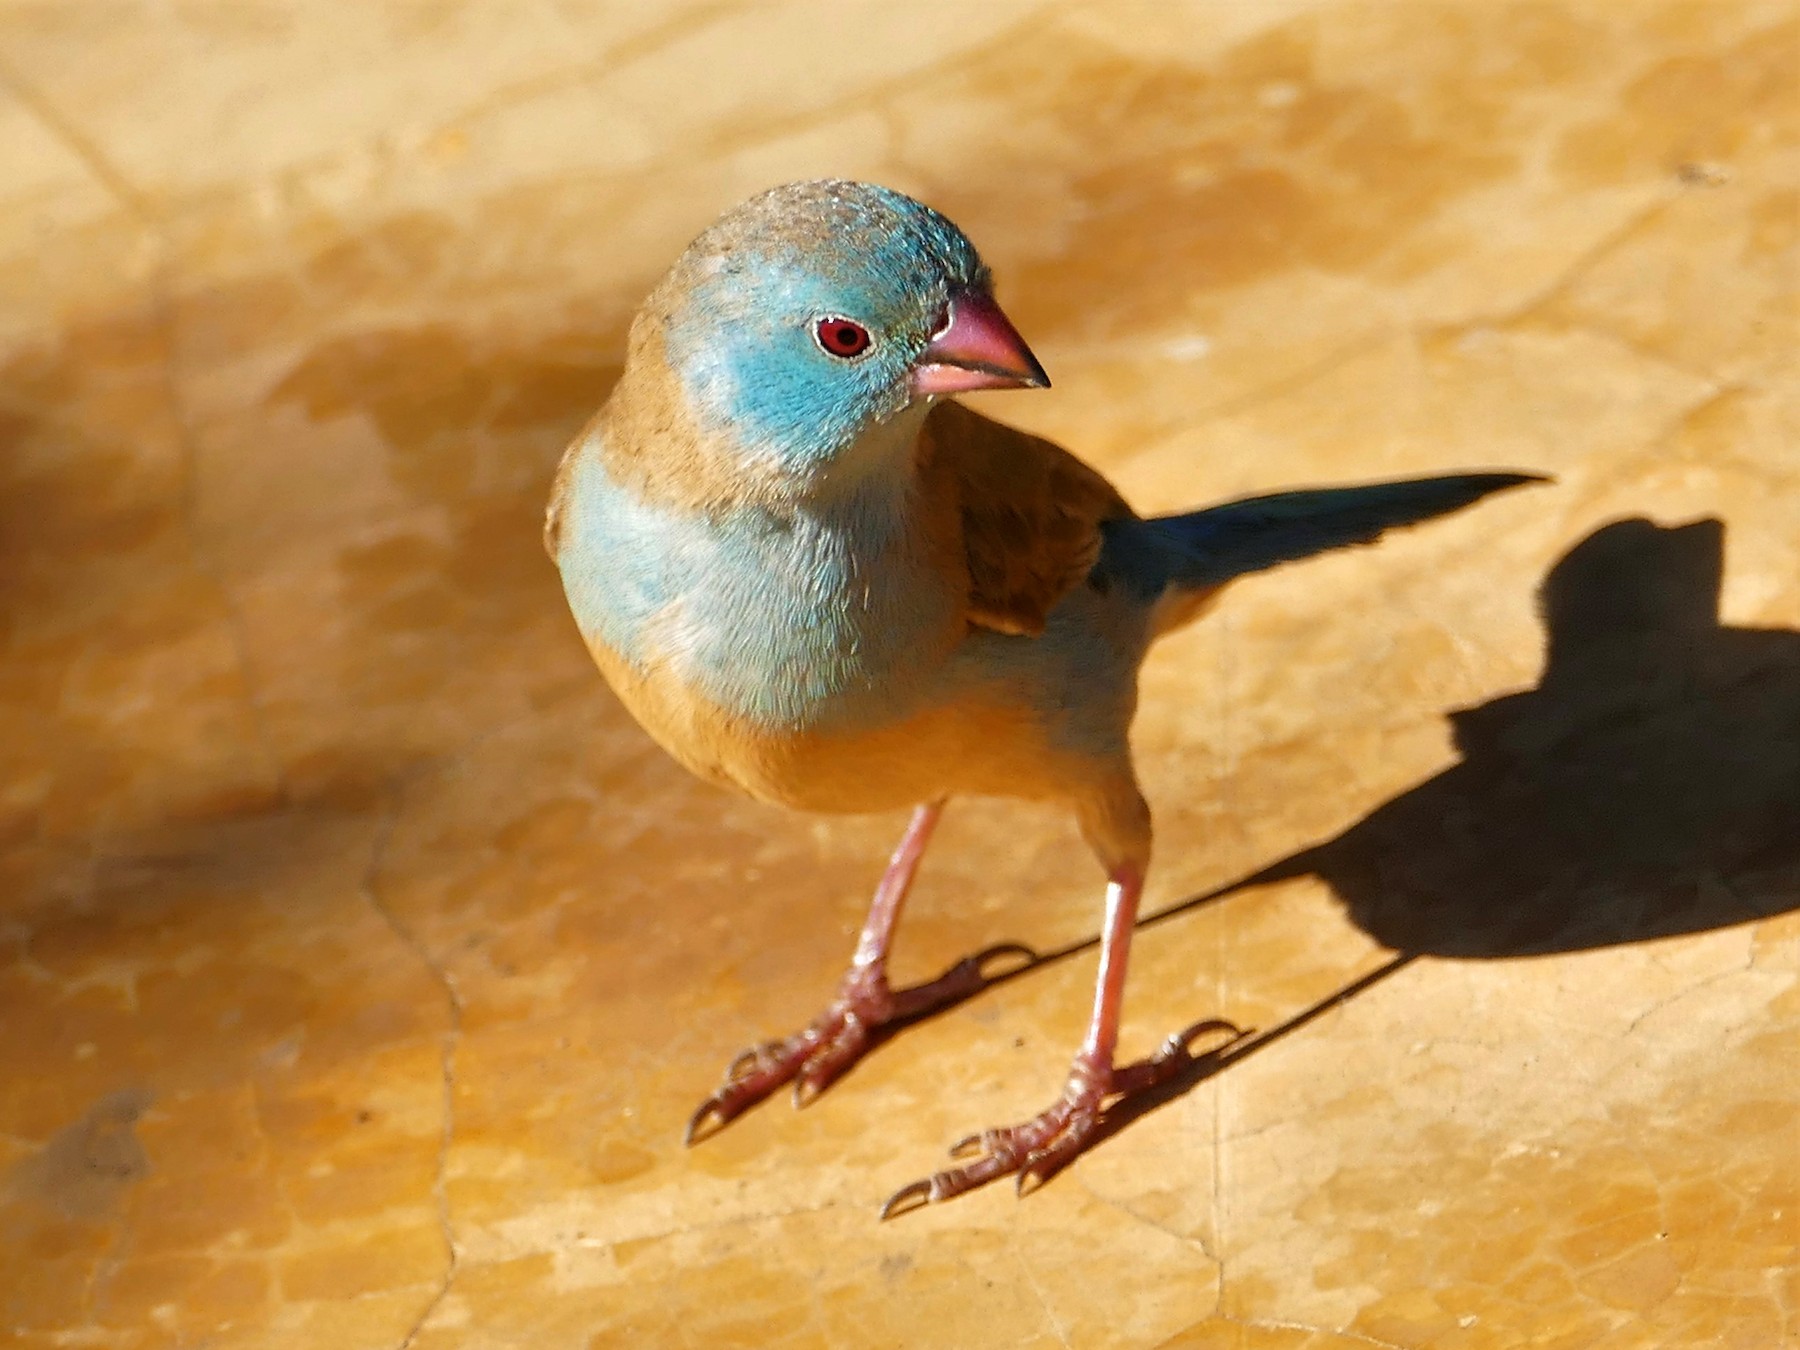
1105,471,1547,601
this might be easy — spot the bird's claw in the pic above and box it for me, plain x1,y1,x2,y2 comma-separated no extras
885,942,1040,1019
879,1062,1103,1218
967,941,1041,976
878,1018,1249,1217
792,1015,871,1107
685,1020,847,1144
684,1097,730,1147
689,946,1041,1145
1109,1016,1244,1094
881,1104,1101,1218
877,1177,937,1221
947,1130,988,1160
725,1046,767,1081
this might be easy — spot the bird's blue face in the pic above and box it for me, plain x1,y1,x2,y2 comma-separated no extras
654,181,1045,481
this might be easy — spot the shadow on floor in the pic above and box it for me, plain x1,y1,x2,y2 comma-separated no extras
969,515,1800,1154
1243,513,1800,957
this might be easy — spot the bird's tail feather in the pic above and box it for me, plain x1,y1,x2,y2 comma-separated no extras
1141,471,1546,627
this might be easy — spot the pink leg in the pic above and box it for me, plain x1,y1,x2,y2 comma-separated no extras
880,863,1238,1218
687,801,1034,1144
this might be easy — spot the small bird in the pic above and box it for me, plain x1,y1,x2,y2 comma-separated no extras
545,180,1540,1215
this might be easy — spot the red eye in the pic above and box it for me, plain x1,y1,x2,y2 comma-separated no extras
815,317,872,358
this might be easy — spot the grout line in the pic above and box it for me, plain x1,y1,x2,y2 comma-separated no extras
0,49,157,222
356,786,465,1350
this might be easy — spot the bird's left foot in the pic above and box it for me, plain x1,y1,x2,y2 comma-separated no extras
879,1017,1242,1219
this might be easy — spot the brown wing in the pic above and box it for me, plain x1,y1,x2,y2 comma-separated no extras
918,400,1135,637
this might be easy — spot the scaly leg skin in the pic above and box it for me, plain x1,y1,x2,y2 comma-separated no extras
880,863,1241,1218
686,801,1036,1145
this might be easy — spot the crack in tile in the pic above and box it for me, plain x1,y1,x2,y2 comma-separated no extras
1127,250,1728,468
1076,1176,1232,1337
1535,315,1735,388
1540,379,1754,528
1466,192,1681,335
1125,331,1386,461
1435,191,1738,386
355,787,464,1350
1074,1175,1222,1271
622,4,1072,181
1113,183,1705,464
1619,954,1761,1042
435,0,747,135
1606,382,1759,474
0,49,157,221
125,3,1064,238
1007,1230,1074,1350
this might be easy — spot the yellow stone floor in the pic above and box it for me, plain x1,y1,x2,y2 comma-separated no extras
3,4,1796,1347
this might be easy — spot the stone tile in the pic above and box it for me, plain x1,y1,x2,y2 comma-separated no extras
0,3,1794,1346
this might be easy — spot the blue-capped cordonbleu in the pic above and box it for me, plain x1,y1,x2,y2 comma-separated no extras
545,179,1541,1216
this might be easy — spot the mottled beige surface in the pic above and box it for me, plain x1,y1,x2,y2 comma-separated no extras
2,3,1797,1348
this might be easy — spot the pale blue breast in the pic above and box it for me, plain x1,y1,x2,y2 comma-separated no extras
556,448,959,731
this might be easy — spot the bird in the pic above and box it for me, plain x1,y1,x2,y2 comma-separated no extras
544,179,1542,1217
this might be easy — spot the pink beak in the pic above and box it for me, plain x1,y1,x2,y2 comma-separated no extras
911,289,1050,396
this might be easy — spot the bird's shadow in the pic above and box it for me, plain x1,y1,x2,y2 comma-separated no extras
885,514,1800,1192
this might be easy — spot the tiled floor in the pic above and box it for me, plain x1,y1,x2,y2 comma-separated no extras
2,3,1795,1347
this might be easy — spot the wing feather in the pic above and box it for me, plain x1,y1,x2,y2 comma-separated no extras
918,401,1133,637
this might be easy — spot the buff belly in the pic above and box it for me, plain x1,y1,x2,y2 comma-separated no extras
584,631,1098,816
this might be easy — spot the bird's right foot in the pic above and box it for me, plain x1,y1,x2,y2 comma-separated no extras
684,943,1037,1144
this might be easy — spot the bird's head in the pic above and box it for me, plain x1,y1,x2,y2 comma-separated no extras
643,180,1047,485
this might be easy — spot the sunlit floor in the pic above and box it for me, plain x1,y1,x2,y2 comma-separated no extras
3,4,1796,1347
